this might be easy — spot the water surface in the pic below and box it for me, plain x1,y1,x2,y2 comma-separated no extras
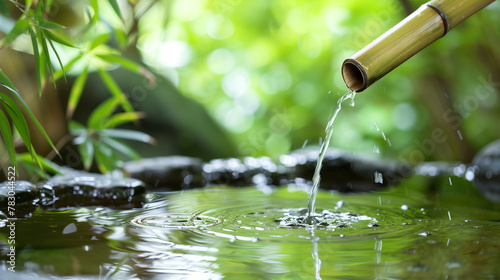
1,175,500,279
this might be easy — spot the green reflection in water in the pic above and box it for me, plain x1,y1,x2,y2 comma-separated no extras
1,175,500,279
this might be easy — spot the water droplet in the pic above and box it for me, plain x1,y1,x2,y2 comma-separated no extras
374,172,383,184
448,211,451,220
373,145,380,154
418,232,431,237
302,139,308,148
401,205,408,210
457,130,463,140
449,177,452,185
374,122,380,131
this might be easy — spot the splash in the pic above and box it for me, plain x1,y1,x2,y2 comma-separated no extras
307,90,356,220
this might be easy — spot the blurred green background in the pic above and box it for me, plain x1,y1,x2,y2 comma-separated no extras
1,0,499,167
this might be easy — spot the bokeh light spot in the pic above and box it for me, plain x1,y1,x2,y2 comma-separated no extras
206,14,234,40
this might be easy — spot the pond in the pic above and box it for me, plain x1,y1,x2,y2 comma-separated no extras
1,173,500,279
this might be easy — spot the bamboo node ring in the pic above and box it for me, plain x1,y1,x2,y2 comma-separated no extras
427,4,449,36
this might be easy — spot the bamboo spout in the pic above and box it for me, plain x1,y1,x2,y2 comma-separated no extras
342,0,494,92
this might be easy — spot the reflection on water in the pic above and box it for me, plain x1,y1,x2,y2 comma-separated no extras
2,175,500,279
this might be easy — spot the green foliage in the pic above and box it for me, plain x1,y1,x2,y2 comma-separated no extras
70,96,152,173
1,0,499,178
0,0,154,176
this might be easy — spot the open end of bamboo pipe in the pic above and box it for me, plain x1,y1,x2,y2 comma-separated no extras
342,59,366,92
341,0,494,93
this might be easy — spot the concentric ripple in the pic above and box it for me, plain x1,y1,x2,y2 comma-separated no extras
130,213,221,229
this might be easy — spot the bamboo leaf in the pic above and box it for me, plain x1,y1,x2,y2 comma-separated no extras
108,0,122,21
34,1,43,21
28,27,42,96
44,30,76,48
96,54,155,84
18,152,61,177
87,96,123,129
0,108,16,168
102,112,145,129
97,69,134,113
0,0,10,17
90,0,99,23
38,20,64,29
94,142,113,173
0,82,60,157
0,94,34,158
25,0,32,10
101,128,154,143
67,67,88,119
2,16,28,46
43,29,66,83
102,136,141,160
0,68,16,89
89,34,110,50
78,137,94,170
36,27,56,90
53,54,82,81
45,0,55,11
69,120,86,131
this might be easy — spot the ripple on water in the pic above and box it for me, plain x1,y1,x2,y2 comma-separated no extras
130,214,221,229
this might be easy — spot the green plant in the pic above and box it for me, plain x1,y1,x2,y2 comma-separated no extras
0,0,155,175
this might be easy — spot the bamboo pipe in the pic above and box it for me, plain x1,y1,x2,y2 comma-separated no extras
342,0,495,92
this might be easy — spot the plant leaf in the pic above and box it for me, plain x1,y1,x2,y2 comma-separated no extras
0,94,34,159
87,96,123,129
67,67,88,119
28,27,42,96
0,108,16,168
89,0,99,23
89,33,110,50
102,112,145,128
78,137,94,170
53,54,82,81
0,0,10,17
108,0,122,21
43,29,66,83
18,152,61,177
97,69,134,113
44,30,76,48
0,68,16,89
0,78,60,157
34,1,43,21
36,27,56,90
102,136,140,160
96,54,155,84
2,16,28,46
101,128,153,143
94,142,113,173
38,20,64,29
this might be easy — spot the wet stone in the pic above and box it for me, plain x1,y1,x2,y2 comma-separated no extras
38,168,146,209
203,157,288,186
472,139,500,203
284,148,413,192
123,156,204,191
0,181,38,218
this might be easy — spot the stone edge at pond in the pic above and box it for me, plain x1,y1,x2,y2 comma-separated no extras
1,148,415,214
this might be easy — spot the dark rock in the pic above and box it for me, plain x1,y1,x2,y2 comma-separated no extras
123,156,204,191
283,147,413,192
472,140,500,203
415,161,466,177
203,157,289,186
38,168,146,209
0,181,38,218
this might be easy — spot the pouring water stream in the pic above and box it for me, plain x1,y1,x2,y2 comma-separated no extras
306,89,357,220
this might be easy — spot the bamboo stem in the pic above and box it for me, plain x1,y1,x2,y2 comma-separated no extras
342,0,495,92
